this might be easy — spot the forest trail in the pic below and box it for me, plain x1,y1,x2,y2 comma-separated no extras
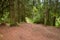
0,23,60,40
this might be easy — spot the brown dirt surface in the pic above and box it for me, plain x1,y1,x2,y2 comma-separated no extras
0,23,60,40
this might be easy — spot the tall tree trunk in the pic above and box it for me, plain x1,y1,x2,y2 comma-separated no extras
9,0,17,25
14,0,18,23
0,0,4,18
44,0,50,25
17,0,26,22
44,7,50,25
53,0,58,26
17,0,21,23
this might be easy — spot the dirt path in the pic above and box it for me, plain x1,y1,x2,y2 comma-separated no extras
0,23,60,40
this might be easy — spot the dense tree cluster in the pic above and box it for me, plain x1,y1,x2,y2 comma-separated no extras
0,0,60,27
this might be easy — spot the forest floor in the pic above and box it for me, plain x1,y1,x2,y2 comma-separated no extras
0,23,60,40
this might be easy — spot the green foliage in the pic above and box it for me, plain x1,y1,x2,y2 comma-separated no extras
25,17,34,23
56,17,60,27
0,12,9,23
25,4,44,24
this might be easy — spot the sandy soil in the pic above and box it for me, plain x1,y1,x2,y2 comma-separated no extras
0,23,60,40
